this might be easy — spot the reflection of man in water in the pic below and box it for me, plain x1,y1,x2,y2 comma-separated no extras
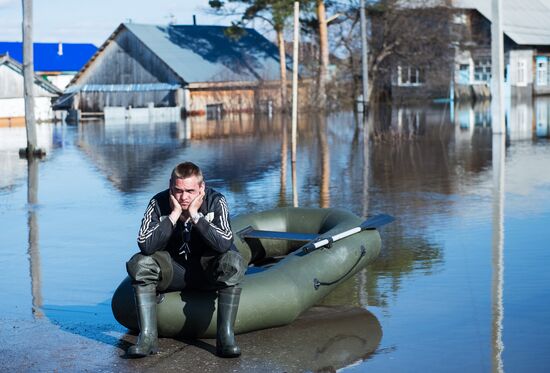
126,161,246,358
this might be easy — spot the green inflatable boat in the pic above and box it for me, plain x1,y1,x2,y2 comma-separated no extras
112,207,393,338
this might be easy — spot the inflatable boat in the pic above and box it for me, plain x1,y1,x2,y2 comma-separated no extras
112,207,393,338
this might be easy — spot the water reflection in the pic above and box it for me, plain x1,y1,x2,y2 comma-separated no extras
242,306,382,372
279,115,288,206
362,110,372,218
76,115,285,194
27,156,43,318
491,133,505,373
535,97,550,138
318,113,330,208
77,120,186,193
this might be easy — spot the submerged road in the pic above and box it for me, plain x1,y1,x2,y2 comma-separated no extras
0,306,381,372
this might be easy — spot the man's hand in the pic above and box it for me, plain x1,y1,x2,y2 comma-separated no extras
188,189,205,217
169,193,182,226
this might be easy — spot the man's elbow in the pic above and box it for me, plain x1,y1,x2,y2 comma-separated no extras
137,241,155,255
217,238,234,253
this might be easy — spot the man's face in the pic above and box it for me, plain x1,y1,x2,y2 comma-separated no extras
170,176,204,210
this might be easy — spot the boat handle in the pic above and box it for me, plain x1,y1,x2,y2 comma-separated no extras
313,245,367,290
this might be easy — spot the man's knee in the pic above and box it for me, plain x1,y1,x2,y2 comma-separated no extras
126,251,174,290
211,250,247,287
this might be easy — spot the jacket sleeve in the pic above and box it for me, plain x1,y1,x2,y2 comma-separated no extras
193,196,233,253
137,198,174,255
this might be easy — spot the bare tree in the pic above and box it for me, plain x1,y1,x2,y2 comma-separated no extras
316,0,330,109
209,0,305,111
330,0,455,106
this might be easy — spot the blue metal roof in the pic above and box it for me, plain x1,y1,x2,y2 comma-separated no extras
0,42,97,72
123,23,286,83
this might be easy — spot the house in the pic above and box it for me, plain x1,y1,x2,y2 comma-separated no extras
452,0,550,100
384,0,550,102
0,54,62,125
0,42,97,90
55,23,290,120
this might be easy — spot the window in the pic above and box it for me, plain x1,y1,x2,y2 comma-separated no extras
206,103,223,120
537,57,548,86
517,59,527,86
458,64,470,84
453,13,467,24
474,58,491,82
397,66,424,86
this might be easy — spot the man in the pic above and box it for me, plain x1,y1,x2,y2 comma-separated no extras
126,162,246,358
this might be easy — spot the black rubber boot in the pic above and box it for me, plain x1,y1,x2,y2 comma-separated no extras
127,285,159,358
216,286,242,358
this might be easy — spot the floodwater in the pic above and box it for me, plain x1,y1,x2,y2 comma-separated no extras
1,97,550,372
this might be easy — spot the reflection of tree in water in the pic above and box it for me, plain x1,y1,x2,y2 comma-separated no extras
321,105,492,308
319,227,443,309
365,228,444,308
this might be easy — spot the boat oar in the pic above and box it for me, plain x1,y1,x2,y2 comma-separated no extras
301,214,395,254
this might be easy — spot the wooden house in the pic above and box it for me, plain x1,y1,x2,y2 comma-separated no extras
55,23,289,119
379,0,550,102
453,0,550,100
0,54,61,125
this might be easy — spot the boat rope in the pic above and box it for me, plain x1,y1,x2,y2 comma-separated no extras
313,245,367,290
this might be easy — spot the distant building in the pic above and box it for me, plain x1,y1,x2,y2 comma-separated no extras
55,23,290,120
453,0,550,100
0,54,61,125
0,42,97,90
380,0,550,102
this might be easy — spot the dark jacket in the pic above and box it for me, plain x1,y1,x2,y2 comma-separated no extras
136,187,235,269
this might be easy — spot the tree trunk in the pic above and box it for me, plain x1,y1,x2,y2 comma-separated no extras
277,28,288,111
316,0,329,109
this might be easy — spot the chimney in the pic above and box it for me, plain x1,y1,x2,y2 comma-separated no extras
193,15,196,26
57,42,63,56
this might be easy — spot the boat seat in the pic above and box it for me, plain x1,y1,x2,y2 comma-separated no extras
237,226,319,242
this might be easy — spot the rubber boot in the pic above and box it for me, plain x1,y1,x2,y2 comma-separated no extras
216,286,242,358
127,284,159,358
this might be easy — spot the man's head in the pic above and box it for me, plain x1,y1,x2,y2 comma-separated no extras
169,162,205,210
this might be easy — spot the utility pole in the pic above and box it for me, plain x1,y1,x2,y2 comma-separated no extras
21,0,42,157
360,0,369,114
491,0,505,134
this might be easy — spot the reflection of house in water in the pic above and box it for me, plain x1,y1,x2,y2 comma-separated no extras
454,100,491,132
453,97,550,140
55,23,289,121
507,99,533,140
78,115,284,193
0,125,54,190
77,121,187,192
535,97,550,137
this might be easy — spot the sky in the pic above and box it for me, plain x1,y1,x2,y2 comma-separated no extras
0,0,244,46
3,0,550,47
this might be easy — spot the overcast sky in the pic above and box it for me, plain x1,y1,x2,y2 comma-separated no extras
0,0,242,46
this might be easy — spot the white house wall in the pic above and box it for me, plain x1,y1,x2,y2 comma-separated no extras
45,74,75,90
0,97,56,121
508,50,534,87
0,64,58,98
